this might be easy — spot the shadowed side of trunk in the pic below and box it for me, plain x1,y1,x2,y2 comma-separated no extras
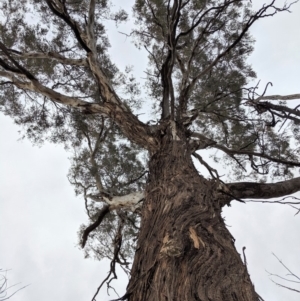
125,128,260,301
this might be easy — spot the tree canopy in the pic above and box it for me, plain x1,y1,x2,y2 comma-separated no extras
1,0,300,300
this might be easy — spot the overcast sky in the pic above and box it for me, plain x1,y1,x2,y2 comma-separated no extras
1,1,300,301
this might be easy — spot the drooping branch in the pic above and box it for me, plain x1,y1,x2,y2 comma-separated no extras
81,204,110,248
226,176,300,199
90,214,126,301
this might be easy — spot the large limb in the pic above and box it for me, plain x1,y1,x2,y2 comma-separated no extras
45,0,159,149
226,177,300,199
45,0,127,109
0,70,158,150
0,0,159,150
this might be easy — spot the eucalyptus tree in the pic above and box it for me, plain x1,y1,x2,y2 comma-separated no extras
1,0,300,300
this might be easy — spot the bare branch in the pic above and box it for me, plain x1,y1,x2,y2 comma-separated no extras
259,94,300,101
268,254,300,293
272,253,300,281
271,281,300,293
192,152,221,180
0,269,29,301
91,215,125,301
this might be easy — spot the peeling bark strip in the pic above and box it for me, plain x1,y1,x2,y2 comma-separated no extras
125,128,259,301
189,227,202,249
104,191,145,210
81,191,145,248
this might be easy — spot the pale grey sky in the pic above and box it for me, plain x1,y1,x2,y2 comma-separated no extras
1,1,300,301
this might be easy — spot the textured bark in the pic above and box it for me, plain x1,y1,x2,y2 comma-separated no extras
125,126,260,301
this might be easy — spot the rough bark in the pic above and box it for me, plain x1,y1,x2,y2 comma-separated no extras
125,125,260,301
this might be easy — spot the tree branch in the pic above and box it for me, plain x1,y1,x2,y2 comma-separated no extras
90,215,125,301
226,177,300,199
81,204,110,248
0,70,158,150
191,132,300,168
259,94,300,101
81,190,144,248
184,1,294,97
6,48,88,67
45,0,91,52
0,42,36,80
86,0,96,52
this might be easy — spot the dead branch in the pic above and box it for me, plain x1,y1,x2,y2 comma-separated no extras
91,214,125,301
268,253,300,293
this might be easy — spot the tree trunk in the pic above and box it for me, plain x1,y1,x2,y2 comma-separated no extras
125,126,261,301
